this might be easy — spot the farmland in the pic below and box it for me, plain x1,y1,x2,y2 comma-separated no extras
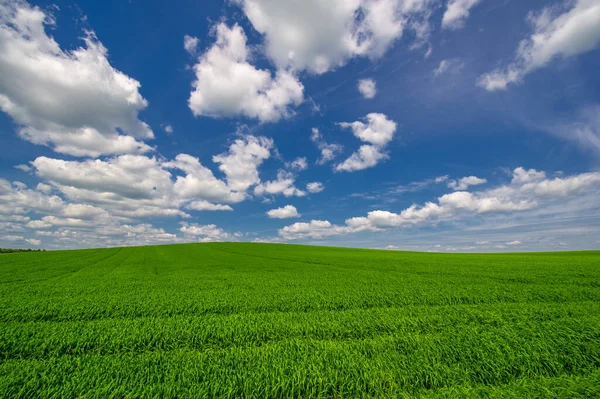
0,243,599,398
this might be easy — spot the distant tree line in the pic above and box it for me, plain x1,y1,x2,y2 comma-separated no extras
0,248,46,253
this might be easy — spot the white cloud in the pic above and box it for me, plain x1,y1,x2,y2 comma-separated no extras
438,191,535,213
520,171,600,198
279,167,600,240
506,240,522,246
31,153,229,220
357,78,377,99
279,220,341,239
1,234,25,242
0,0,153,157
26,219,52,229
0,175,207,248
433,58,464,76
188,23,303,122
541,105,600,153
0,214,29,223
476,241,489,245
478,0,600,91
33,155,175,205
163,124,174,135
165,154,246,205
287,157,308,171
17,134,284,229
511,167,546,185
180,222,232,242
448,176,487,190
254,170,306,197
0,179,65,216
311,128,343,165
236,0,435,74
183,35,199,55
61,203,108,220
212,135,273,192
187,200,233,211
50,223,180,248
336,113,397,172
0,222,25,233
306,182,324,193
339,113,397,147
35,183,51,194
335,145,389,172
14,164,30,172
267,205,300,219
38,215,95,227
442,0,482,30
25,238,40,246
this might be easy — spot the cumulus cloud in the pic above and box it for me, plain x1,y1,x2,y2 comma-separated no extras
335,145,389,172
1,178,65,216
279,167,600,240
236,0,436,74
306,182,324,193
49,223,180,248
511,167,546,185
287,157,308,171
0,234,39,246
165,154,246,205
357,78,377,99
29,137,274,221
438,191,534,213
26,219,52,229
35,183,51,194
338,113,396,147
311,128,343,165
433,58,464,76
212,135,274,192
336,113,397,172
188,23,303,122
163,124,174,135
187,200,233,211
183,35,199,55
2,133,292,248
33,155,179,209
279,220,343,239
0,0,153,157
478,0,600,91
267,205,300,219
442,0,482,30
180,222,232,242
254,170,306,197
447,176,487,190
0,175,225,248
14,164,30,172
519,171,600,198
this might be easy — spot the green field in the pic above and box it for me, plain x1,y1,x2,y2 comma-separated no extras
1,243,599,398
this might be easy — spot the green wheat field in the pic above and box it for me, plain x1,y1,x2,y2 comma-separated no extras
1,243,599,398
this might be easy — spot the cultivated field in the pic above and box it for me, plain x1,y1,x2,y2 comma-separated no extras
0,243,599,398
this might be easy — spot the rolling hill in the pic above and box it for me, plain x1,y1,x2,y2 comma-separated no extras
1,243,599,398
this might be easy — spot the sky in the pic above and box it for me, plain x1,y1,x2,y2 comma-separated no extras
1,0,599,252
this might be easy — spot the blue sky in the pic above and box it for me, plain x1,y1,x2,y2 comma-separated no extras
1,0,599,251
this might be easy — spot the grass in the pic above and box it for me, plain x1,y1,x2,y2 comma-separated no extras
0,243,599,398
